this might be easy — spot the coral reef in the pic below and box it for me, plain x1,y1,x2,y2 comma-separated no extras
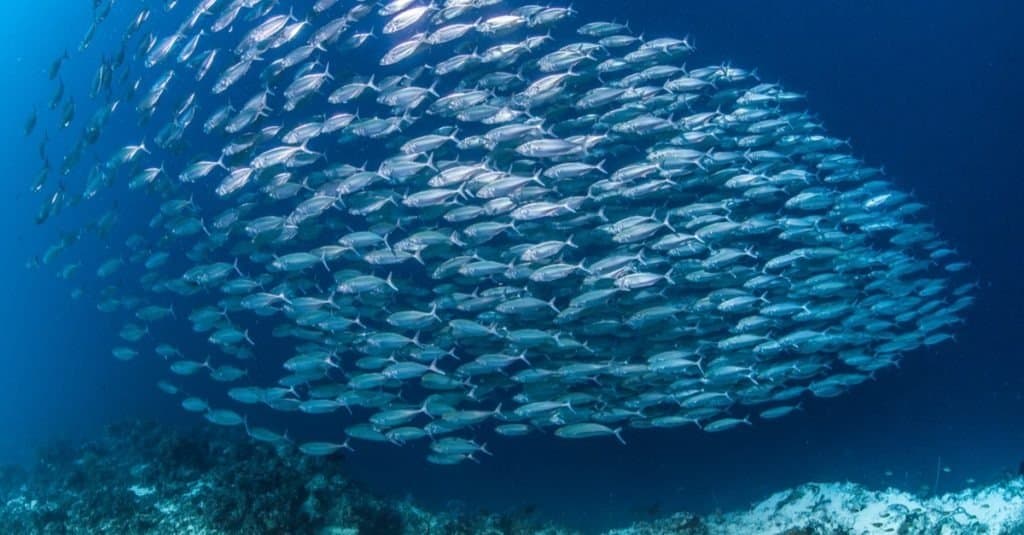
3,421,1023,534
0,421,571,535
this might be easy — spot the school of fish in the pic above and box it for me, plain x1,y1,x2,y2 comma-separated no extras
25,0,974,464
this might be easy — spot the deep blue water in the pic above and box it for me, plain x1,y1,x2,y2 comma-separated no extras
0,1,1021,532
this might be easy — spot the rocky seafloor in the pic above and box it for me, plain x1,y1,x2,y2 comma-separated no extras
1,421,1022,534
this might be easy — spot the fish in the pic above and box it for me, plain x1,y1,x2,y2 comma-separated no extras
24,109,37,136
205,408,244,426
555,423,627,445
25,0,973,468
299,440,353,456
49,50,69,80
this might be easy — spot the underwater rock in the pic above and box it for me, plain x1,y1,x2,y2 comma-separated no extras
609,480,1024,535
0,421,575,535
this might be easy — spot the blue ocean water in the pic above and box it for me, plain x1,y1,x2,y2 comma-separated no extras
0,1,1020,532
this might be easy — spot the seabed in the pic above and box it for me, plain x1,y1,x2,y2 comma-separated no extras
0,421,1020,534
